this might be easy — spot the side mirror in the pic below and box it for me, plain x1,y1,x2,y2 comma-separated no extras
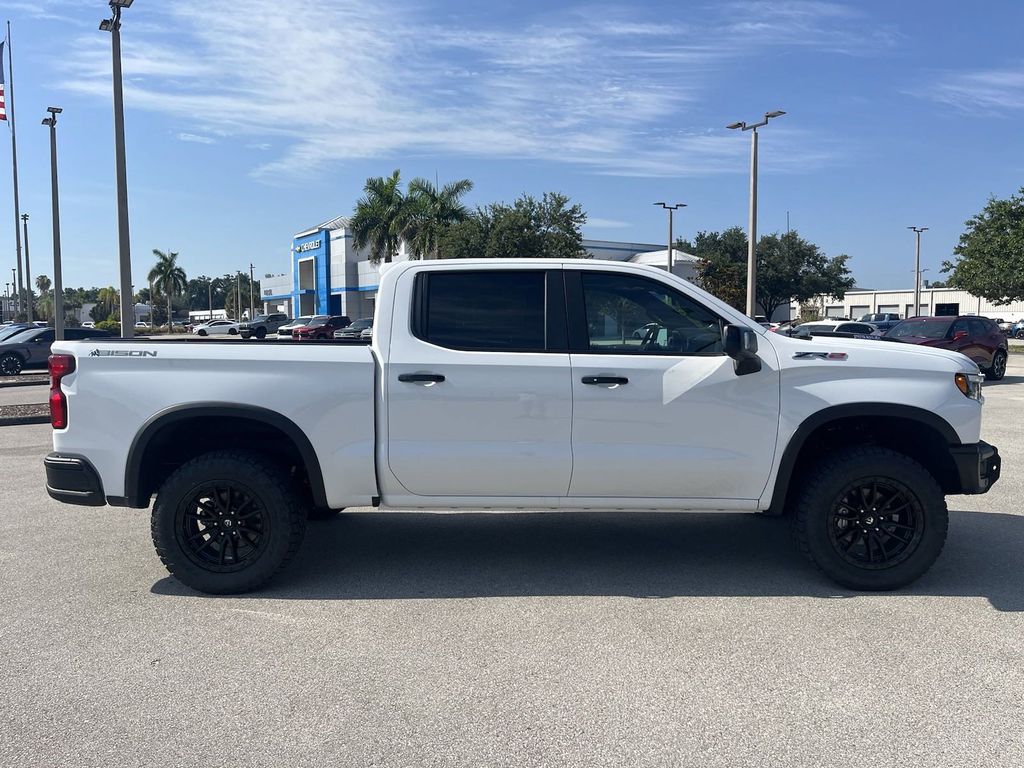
724,324,762,376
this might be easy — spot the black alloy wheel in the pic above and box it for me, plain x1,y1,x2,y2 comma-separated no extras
986,350,1007,381
0,353,24,376
177,483,268,572
827,479,924,569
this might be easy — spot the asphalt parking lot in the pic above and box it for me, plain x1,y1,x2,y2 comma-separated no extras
2,361,1024,767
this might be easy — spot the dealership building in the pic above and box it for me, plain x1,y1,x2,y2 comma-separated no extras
798,287,1024,323
260,216,699,319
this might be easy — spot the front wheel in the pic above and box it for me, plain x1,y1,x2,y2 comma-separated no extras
256,327,267,339
985,350,1007,381
1015,330,1024,340
793,447,947,590
151,450,307,594
197,329,208,337
0,353,24,376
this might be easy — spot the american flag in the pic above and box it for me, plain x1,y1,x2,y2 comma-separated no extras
0,41,6,122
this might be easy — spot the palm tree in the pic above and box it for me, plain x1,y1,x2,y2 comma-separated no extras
405,178,474,260
35,276,52,321
350,170,412,264
98,286,119,318
148,249,187,329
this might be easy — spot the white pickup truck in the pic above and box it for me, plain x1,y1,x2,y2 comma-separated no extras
44,259,1001,594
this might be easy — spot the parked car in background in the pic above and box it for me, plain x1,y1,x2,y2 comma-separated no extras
277,317,312,338
360,326,373,340
0,326,111,375
1009,320,1024,339
857,312,903,334
81,321,96,329
789,320,877,338
192,319,240,337
333,317,373,339
239,313,290,339
293,315,351,340
885,316,1008,380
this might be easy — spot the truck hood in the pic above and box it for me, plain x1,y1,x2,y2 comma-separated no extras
768,333,978,373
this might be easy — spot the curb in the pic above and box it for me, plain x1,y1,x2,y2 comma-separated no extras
0,379,49,389
0,415,50,427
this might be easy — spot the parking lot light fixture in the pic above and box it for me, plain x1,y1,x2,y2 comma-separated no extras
43,108,65,339
100,0,134,338
727,109,786,318
908,227,929,318
20,214,33,322
654,202,686,272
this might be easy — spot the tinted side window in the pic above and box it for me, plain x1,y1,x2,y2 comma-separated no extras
951,320,970,336
417,271,546,351
578,272,724,355
967,319,989,336
34,330,56,343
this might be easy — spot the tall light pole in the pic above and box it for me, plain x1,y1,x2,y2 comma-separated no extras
20,214,33,322
654,203,686,273
3,283,8,322
249,263,255,321
100,0,135,338
908,226,928,318
727,110,786,318
207,278,213,319
10,268,15,317
43,109,65,338
235,272,241,321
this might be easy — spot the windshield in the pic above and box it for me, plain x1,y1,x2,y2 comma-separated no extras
0,325,32,342
307,317,328,327
889,319,951,339
251,315,269,323
288,317,312,326
349,318,373,331
3,328,42,344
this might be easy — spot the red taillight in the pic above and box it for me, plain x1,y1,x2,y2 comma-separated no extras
48,354,75,429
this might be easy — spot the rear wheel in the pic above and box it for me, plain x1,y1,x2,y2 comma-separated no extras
229,328,238,335
197,329,208,337
793,446,947,590
0,353,24,376
151,450,307,594
985,350,1007,381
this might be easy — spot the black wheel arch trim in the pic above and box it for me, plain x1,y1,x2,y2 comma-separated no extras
124,403,329,509
766,403,961,515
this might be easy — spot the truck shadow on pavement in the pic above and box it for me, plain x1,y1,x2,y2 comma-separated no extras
152,509,1024,611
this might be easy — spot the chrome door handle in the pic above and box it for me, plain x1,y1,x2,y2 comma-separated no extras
581,376,628,385
398,373,445,383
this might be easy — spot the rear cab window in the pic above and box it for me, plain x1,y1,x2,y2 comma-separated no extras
412,270,566,352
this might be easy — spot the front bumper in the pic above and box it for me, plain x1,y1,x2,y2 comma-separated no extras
949,441,1001,494
44,453,106,506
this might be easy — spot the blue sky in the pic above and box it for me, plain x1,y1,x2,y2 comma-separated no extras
1,0,1022,290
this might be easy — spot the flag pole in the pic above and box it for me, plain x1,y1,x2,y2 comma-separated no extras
6,21,24,321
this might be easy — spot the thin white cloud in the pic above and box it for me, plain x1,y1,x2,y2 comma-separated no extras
55,0,882,179
177,133,216,145
925,67,1024,113
586,218,631,229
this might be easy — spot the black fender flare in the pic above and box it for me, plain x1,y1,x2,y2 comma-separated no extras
766,403,960,514
123,403,328,508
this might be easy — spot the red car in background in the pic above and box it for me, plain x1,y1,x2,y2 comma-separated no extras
292,315,351,340
885,315,1008,380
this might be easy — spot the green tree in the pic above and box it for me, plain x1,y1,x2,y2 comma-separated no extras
34,275,52,321
92,287,119,322
148,249,188,327
405,177,474,259
439,192,587,260
351,170,413,263
942,187,1024,303
682,228,854,319
681,227,749,310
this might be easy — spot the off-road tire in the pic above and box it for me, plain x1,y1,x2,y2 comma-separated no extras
984,350,1007,381
0,352,23,376
793,446,948,590
151,450,307,594
255,327,267,339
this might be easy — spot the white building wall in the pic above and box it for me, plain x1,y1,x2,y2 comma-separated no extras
797,288,1024,321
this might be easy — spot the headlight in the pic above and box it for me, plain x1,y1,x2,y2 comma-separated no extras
954,372,984,401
